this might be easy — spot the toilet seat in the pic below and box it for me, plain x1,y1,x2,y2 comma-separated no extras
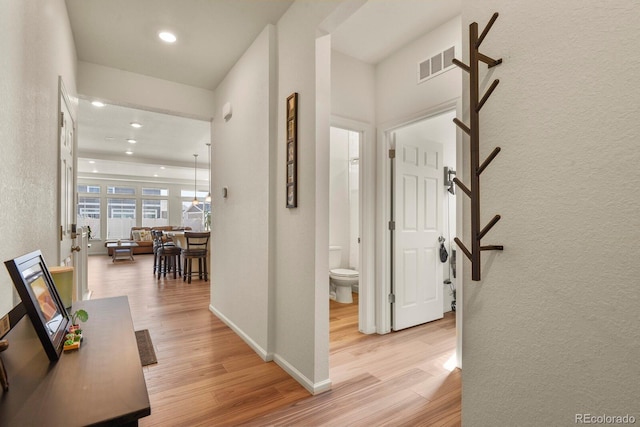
330,268,358,278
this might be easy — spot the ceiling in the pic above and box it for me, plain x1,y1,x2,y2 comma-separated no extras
67,0,460,181
66,0,295,91
77,98,211,182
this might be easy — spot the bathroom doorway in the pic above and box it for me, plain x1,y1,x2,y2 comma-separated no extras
329,120,376,336
329,126,360,307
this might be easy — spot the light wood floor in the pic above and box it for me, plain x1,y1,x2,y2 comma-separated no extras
87,254,460,426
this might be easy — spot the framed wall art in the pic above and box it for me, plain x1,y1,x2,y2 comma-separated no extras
286,92,298,208
4,250,71,362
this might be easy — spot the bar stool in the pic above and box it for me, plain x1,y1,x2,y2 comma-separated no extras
153,230,176,275
153,230,182,279
182,232,210,283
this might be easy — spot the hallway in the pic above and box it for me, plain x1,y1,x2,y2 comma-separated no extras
87,254,460,426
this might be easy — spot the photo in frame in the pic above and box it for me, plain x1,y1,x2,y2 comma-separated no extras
287,141,294,162
4,250,71,362
286,92,298,208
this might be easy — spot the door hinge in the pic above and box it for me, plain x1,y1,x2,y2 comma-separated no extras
389,294,395,304
388,148,396,159
59,225,64,241
388,220,395,231
60,111,64,128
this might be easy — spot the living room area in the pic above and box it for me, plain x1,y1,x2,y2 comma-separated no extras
77,99,214,260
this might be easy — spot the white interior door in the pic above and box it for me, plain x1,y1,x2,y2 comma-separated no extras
58,78,77,269
392,133,444,331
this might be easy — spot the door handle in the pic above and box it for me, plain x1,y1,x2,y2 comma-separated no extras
71,246,81,252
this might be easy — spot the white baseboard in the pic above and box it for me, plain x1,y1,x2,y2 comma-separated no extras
209,304,273,362
273,354,332,395
209,304,332,394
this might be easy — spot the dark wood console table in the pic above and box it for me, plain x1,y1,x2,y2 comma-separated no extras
0,296,150,426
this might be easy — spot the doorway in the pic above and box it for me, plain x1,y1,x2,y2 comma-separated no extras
330,118,376,335
380,108,458,333
329,126,360,308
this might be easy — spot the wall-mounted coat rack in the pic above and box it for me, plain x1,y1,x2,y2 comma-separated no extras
452,12,504,281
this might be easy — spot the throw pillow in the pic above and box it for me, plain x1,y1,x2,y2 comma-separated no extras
139,230,152,241
131,230,142,241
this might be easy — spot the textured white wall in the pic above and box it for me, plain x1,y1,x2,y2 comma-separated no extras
210,25,275,357
461,2,640,425
0,0,78,318
77,61,215,120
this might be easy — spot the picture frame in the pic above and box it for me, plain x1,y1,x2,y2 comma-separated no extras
4,250,71,362
286,92,298,208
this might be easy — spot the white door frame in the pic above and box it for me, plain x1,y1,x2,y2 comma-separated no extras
331,116,376,334
375,99,463,368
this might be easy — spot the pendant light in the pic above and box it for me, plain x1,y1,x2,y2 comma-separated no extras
205,143,211,202
192,154,199,206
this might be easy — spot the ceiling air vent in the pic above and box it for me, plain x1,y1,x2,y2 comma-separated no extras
418,46,456,84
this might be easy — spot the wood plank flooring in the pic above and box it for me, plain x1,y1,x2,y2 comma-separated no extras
87,254,460,426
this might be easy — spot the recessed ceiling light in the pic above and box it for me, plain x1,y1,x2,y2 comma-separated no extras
92,169,98,173
160,166,166,170
153,174,159,177
125,150,133,155
158,31,177,43
130,122,142,128
127,139,137,144
91,101,105,107
88,160,95,164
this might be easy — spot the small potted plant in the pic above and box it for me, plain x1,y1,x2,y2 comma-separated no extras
69,309,89,333
65,309,88,352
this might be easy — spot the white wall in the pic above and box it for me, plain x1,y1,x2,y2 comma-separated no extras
77,61,215,120
461,2,640,425
0,0,78,318
275,1,338,393
209,25,276,359
376,16,462,126
331,50,376,125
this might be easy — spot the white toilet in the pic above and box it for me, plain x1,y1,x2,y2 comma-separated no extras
329,246,358,304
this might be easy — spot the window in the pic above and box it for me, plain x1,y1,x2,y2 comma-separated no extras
107,198,136,239
107,186,135,195
181,201,204,231
142,187,169,196
142,199,168,228
180,189,209,199
77,196,101,239
77,184,100,194
180,189,210,231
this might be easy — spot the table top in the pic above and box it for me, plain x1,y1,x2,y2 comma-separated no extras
0,296,151,426
106,241,139,248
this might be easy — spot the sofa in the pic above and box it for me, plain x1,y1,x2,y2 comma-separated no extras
105,226,192,255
